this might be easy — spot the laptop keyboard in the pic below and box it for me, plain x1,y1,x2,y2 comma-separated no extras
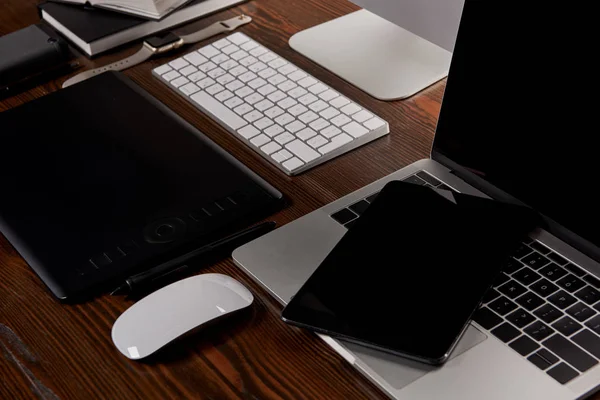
329,171,600,385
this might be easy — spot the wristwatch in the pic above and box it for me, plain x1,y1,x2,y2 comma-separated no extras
62,15,252,88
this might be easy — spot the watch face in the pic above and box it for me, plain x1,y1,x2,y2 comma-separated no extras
146,32,180,49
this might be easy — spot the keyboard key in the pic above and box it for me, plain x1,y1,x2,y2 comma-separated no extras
238,124,260,139
546,362,579,384
473,307,503,329
214,90,234,102
288,87,308,99
567,302,596,322
522,252,550,270
530,241,552,255
552,316,582,337
513,267,541,285
308,83,328,95
341,103,362,115
331,208,357,225
199,61,218,73
282,157,304,172
557,274,586,293
221,59,239,70
169,58,189,70
343,122,369,138
208,67,226,79
226,80,244,92
491,323,521,343
248,62,268,73
297,128,317,141
268,74,287,86
584,275,600,289
482,288,501,303
278,80,298,93
298,76,318,88
349,200,370,216
572,330,600,359
288,70,307,82
271,149,292,163
516,292,544,311
240,56,258,67
543,334,598,372
307,135,328,149
180,65,198,76
499,280,527,299
245,93,264,105
525,321,555,341
250,134,270,147
528,350,557,370
275,113,294,126
254,117,274,130
321,126,342,139
331,114,352,127
259,52,278,63
539,263,567,281
231,50,249,61
233,103,253,116
352,110,373,123
229,65,248,76
248,78,268,90
274,132,295,145
309,118,330,131
285,140,320,163
240,40,259,51
298,93,319,106
288,104,308,117
264,124,284,137
320,107,341,120
258,84,277,96
510,335,540,356
224,96,243,109
255,99,274,112
535,303,564,324
183,52,208,66
585,315,600,335
318,133,352,154
228,33,250,46
212,38,230,49
493,273,510,287
506,308,535,328
264,106,284,119
268,58,288,69
575,286,600,305
191,91,247,130
415,171,442,186
244,110,263,123
217,74,235,85
489,296,518,315
162,69,179,81
547,252,569,266
278,97,298,110
502,258,524,274
365,192,379,203
179,83,200,96
188,71,206,82
260,141,281,155
564,263,586,277
530,278,559,298
514,243,533,259
250,46,269,57
363,117,386,130
268,90,287,103
197,77,216,89
549,290,577,309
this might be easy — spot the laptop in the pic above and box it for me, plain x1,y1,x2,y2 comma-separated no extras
233,1,600,399
0,72,283,301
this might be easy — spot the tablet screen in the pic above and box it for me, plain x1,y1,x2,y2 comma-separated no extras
282,181,539,364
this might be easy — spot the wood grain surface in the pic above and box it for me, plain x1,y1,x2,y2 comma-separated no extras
0,0,447,399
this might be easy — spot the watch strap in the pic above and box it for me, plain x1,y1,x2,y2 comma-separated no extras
62,14,252,89
179,15,252,44
62,45,154,88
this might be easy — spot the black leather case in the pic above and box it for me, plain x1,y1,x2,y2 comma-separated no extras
0,24,72,92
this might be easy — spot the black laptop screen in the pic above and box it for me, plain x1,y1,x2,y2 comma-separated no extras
432,1,598,255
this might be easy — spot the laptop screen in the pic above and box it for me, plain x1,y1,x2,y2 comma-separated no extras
432,1,598,257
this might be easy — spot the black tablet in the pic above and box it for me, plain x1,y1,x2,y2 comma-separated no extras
281,181,539,365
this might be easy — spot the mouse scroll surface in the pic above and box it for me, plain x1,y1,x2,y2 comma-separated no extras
111,274,253,360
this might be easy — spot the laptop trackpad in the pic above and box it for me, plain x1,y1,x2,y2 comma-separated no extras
340,325,486,390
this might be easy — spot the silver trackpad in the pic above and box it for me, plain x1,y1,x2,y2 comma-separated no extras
340,325,487,390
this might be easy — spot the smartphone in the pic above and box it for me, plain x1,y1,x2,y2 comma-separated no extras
281,181,539,365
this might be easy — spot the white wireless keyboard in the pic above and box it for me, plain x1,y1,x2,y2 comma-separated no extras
152,32,389,175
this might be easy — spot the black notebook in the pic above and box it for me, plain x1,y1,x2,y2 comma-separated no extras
38,0,245,56
0,72,283,301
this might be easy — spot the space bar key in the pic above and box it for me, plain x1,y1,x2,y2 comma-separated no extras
190,91,247,131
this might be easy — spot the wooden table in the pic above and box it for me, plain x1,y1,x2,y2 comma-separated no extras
0,0,444,398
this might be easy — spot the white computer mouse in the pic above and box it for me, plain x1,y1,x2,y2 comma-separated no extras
111,273,253,360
